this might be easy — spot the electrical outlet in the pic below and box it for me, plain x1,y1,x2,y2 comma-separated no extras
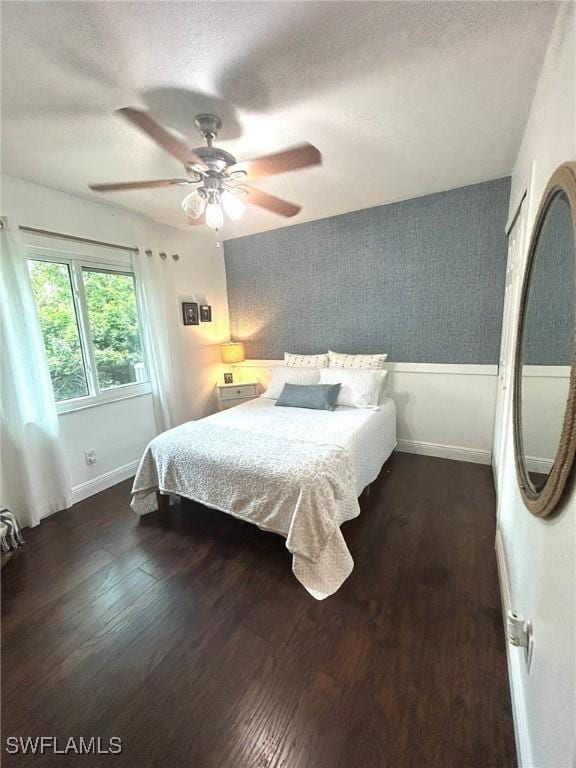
84,450,97,466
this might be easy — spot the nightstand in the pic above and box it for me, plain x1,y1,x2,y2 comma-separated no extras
216,381,259,410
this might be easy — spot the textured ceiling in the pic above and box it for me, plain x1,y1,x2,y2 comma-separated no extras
1,1,558,239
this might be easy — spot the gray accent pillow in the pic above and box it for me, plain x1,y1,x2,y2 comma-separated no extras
275,383,341,411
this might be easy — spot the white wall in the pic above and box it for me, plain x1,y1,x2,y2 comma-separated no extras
521,367,570,474
1,175,230,502
237,360,498,464
495,5,576,766
60,395,158,503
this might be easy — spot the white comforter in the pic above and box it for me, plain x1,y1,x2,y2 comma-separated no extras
206,397,397,495
132,398,396,599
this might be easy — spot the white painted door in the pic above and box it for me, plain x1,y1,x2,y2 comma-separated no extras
493,197,528,492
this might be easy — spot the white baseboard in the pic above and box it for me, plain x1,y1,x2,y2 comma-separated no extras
71,460,139,505
495,530,531,768
525,456,553,474
396,438,491,465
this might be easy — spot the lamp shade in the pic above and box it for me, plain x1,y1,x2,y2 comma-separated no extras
220,341,245,364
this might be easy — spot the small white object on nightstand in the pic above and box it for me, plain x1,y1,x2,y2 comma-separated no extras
216,381,259,410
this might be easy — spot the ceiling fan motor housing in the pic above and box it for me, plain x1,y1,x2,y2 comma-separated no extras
192,146,237,173
190,113,238,174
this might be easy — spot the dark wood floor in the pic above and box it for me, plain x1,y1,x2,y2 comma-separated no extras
1,452,516,768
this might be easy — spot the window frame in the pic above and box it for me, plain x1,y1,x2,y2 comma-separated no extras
27,245,151,414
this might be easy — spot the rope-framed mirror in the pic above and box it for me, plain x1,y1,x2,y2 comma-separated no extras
513,162,576,517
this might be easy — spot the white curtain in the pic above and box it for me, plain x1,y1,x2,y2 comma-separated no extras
133,250,186,434
0,219,71,527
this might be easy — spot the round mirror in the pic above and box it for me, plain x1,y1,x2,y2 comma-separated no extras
514,162,576,516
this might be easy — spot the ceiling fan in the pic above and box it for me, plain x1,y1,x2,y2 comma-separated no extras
89,109,322,230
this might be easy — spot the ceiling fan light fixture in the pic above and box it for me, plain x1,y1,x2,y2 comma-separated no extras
205,194,224,230
221,190,247,222
181,189,206,219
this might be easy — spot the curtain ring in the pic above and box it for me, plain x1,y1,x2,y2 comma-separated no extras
172,253,180,261
159,251,167,260
145,249,153,258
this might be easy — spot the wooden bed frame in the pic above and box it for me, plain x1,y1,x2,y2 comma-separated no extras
156,491,171,515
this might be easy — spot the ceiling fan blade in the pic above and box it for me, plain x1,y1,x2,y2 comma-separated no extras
188,214,206,226
243,186,301,217
89,179,190,192
117,108,208,169
229,143,321,182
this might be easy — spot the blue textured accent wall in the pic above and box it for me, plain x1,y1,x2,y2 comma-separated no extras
224,178,511,363
523,191,574,365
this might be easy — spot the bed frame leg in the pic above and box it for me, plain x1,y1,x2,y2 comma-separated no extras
363,484,371,498
156,491,170,515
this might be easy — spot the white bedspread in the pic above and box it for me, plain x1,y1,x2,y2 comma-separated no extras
131,397,396,599
205,397,397,495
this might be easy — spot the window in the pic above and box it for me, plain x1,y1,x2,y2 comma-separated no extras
28,251,149,411
28,260,89,401
82,269,146,389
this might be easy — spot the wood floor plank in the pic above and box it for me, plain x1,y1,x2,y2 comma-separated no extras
269,670,352,768
2,563,158,697
109,624,273,768
1,453,516,768
1,547,116,633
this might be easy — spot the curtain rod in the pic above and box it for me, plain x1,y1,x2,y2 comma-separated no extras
17,224,139,254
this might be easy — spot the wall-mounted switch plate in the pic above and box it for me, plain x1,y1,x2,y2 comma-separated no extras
84,450,97,466
506,610,533,672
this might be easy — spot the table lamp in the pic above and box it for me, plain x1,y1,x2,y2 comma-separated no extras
220,341,245,383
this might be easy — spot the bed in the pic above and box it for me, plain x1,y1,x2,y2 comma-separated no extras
131,396,396,599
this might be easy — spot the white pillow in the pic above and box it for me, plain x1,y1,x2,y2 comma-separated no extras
262,366,321,399
319,368,387,409
284,352,329,368
328,350,388,369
